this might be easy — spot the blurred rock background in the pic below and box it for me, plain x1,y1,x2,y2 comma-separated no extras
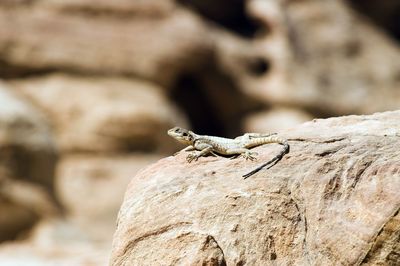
0,0,398,265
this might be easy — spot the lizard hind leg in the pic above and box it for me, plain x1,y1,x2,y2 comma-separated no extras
243,150,258,161
226,148,258,161
210,151,219,157
229,154,240,160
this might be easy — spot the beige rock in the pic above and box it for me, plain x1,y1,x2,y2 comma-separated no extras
0,83,57,242
0,219,111,266
0,198,36,241
3,0,398,123
29,218,99,247
10,74,187,153
243,107,313,133
110,110,400,265
0,242,106,266
348,0,400,39
0,179,58,241
0,0,213,86
0,82,56,188
0,219,109,266
217,0,400,116
56,154,162,242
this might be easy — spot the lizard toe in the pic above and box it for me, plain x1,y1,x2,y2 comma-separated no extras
243,151,257,161
186,153,199,163
248,155,257,161
230,154,240,160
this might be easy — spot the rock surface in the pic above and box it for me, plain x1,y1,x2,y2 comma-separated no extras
0,179,58,242
243,107,313,133
0,0,213,86
0,0,399,265
10,74,187,153
0,83,57,242
110,111,400,265
0,82,56,189
1,0,399,121
56,154,162,242
217,0,400,115
348,0,400,40
0,219,109,266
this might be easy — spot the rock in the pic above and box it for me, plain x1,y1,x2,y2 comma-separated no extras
0,0,213,86
348,0,400,40
56,154,162,242
110,110,400,265
243,107,313,133
0,242,106,266
0,82,56,189
3,0,399,124
10,74,188,153
217,0,400,116
0,219,109,266
0,179,58,241
0,83,57,242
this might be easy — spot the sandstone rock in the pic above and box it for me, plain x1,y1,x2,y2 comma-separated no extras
10,74,188,153
0,179,58,242
0,82,56,188
29,218,98,247
0,242,106,266
110,110,400,265
348,0,400,40
0,0,213,86
3,0,398,123
0,219,109,266
56,154,162,242
243,107,313,133
217,0,400,116
0,83,57,241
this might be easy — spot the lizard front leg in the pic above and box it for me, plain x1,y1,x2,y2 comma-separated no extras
187,146,213,163
174,145,195,156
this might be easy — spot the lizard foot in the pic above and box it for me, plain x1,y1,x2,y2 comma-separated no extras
186,152,200,163
242,151,258,161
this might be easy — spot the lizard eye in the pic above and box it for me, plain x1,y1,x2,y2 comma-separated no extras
182,133,188,137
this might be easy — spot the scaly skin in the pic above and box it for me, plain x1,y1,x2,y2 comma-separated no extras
168,127,289,179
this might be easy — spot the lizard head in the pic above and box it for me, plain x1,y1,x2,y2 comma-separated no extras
168,127,195,145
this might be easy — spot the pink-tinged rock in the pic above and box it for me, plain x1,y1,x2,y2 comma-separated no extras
111,110,400,265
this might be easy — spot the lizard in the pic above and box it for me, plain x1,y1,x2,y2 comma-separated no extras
167,127,289,179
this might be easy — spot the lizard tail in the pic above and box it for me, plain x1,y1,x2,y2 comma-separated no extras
242,142,289,179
